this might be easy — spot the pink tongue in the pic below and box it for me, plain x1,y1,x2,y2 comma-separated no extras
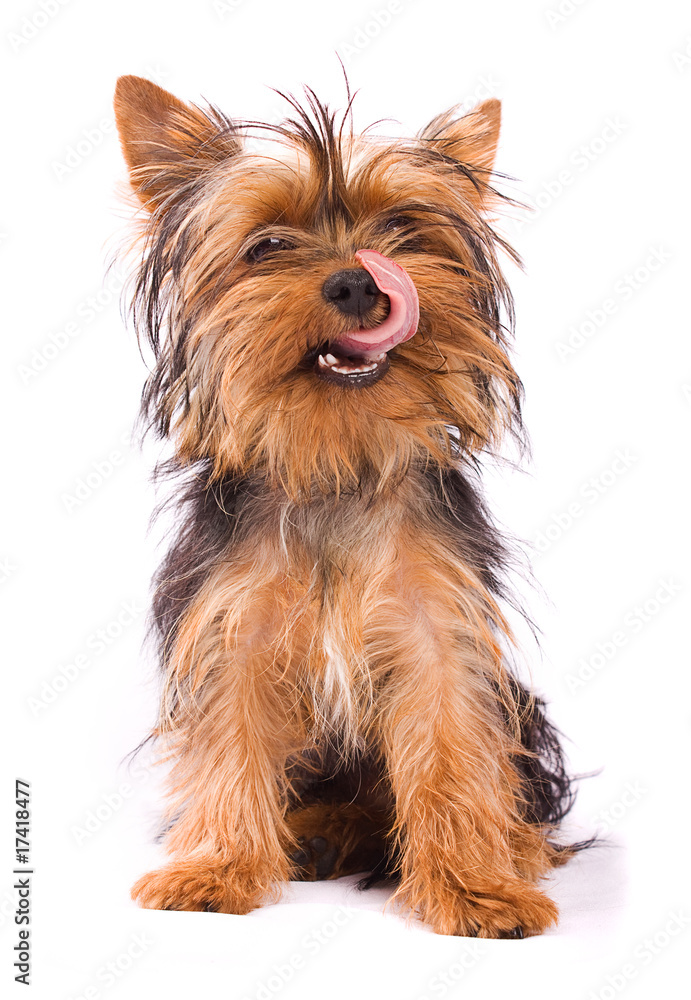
331,249,419,361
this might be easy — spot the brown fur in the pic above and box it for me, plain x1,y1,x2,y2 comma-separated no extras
115,75,576,938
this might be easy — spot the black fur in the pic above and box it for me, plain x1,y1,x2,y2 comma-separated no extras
150,461,245,663
427,462,581,833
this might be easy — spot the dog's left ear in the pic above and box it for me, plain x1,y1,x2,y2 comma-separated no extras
420,99,501,201
114,75,242,210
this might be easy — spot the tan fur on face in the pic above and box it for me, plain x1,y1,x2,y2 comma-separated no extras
115,78,521,499
169,159,519,498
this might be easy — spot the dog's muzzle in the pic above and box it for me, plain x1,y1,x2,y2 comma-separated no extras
315,250,420,387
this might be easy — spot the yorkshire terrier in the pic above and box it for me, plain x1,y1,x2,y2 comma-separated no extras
114,74,581,938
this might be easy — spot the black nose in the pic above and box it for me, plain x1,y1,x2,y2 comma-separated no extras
322,268,380,316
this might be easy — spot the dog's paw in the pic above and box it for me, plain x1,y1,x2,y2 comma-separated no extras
290,835,341,880
131,859,278,914
461,884,558,939
395,880,558,939
132,861,229,912
286,802,391,881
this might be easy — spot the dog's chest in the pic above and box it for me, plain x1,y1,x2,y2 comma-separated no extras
272,491,408,734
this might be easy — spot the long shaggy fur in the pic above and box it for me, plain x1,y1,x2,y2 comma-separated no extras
115,74,584,937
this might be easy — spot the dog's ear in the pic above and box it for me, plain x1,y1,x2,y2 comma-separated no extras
114,75,241,209
420,99,501,202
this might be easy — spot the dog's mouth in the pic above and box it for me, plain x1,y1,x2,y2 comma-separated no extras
311,250,419,389
313,348,390,387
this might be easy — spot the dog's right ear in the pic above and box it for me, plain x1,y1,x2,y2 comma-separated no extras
114,75,241,210
419,99,501,208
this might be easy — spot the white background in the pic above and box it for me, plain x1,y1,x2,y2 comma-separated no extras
3,0,691,998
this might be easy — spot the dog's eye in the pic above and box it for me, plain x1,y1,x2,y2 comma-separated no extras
247,237,292,262
382,215,411,233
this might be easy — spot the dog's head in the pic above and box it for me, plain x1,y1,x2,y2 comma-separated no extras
115,76,523,498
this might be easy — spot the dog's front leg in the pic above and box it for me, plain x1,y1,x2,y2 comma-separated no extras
132,570,302,913
374,550,559,938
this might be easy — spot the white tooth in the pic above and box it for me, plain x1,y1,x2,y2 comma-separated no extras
318,355,328,366
324,353,338,365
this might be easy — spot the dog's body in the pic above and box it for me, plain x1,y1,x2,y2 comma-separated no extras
115,75,579,937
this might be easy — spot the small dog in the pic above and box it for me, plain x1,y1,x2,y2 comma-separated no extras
115,75,581,937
